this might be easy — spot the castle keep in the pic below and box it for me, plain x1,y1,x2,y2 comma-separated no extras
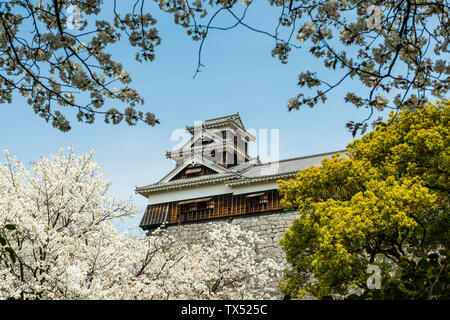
136,113,340,265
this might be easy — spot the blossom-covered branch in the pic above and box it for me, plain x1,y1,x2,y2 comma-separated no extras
0,147,282,299
0,0,160,131
155,0,449,135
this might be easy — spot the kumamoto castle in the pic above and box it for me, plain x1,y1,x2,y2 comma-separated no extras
135,113,342,292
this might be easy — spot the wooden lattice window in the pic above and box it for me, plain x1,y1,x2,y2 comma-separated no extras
177,197,215,222
245,192,268,212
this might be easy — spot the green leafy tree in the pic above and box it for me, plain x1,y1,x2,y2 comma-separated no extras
156,0,449,135
278,99,449,299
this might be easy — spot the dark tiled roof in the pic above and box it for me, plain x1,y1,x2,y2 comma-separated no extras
139,203,169,228
186,113,244,132
136,150,345,194
136,172,238,193
204,113,243,129
228,151,345,185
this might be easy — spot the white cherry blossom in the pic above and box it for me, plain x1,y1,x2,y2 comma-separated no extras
0,148,282,300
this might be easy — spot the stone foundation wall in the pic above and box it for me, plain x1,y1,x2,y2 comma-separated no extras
148,211,297,298
151,211,299,298
155,211,298,265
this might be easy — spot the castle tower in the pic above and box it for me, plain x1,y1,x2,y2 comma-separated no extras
135,113,341,232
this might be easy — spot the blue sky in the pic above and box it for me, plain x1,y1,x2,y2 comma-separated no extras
0,2,387,235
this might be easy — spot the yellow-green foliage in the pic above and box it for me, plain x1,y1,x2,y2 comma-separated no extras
279,100,449,300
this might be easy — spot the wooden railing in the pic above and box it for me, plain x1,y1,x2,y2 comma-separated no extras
140,189,282,229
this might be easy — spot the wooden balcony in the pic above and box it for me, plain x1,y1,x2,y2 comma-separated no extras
140,189,282,230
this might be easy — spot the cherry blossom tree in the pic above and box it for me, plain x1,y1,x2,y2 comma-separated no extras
3,1,447,134
0,147,282,299
0,1,160,131
155,0,449,135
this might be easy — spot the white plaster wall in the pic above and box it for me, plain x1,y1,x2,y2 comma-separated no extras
146,181,279,204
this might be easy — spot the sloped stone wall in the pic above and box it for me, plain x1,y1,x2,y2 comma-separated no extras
157,211,298,265
150,211,299,298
